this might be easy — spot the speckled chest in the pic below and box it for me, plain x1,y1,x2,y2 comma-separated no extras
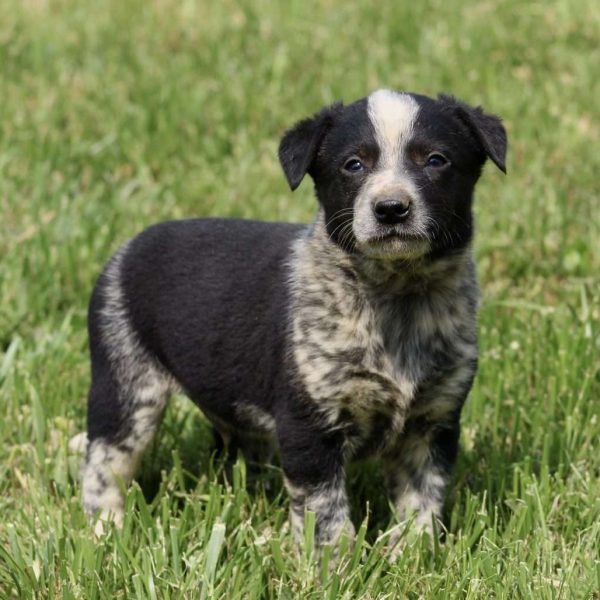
289,230,479,451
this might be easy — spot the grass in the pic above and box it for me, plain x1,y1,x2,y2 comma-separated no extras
0,0,599,597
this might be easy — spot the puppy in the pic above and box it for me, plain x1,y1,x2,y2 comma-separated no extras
77,89,506,549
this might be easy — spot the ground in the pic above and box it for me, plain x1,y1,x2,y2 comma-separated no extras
0,0,599,598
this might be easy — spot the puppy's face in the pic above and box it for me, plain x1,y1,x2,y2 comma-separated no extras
279,90,507,259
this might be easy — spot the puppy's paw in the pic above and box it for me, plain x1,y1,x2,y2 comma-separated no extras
92,508,124,537
384,518,439,561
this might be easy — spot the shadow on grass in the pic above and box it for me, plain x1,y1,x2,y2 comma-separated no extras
135,401,527,544
137,402,284,507
452,420,553,508
135,404,390,540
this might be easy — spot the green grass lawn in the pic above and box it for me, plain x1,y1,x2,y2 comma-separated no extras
1,0,599,597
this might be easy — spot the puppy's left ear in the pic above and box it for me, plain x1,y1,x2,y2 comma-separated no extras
278,102,342,191
439,95,508,174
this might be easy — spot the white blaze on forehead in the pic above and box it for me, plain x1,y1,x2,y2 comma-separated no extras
353,90,430,255
367,89,419,168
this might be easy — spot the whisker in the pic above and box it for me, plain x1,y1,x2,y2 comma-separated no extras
325,208,355,230
338,221,355,252
329,219,352,239
433,205,471,228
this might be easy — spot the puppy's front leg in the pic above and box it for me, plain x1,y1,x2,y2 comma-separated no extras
278,412,354,549
385,419,460,553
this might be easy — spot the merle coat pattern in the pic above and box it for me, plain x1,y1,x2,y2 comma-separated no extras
76,89,507,549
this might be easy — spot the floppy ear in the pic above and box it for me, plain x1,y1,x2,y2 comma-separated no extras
439,94,508,174
278,102,342,191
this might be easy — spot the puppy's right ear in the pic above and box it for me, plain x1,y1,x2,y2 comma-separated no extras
278,103,341,191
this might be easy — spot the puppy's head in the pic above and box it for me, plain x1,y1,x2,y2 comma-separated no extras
279,90,507,259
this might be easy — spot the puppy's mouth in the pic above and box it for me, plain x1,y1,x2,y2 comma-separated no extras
358,229,431,258
374,230,425,242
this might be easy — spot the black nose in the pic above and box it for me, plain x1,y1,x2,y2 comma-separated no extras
373,198,411,225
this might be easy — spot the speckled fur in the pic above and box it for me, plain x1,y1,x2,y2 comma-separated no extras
286,211,479,544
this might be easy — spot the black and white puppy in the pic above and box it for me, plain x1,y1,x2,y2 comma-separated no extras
76,89,507,548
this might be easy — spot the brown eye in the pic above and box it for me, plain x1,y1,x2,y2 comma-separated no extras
343,158,364,173
426,153,449,168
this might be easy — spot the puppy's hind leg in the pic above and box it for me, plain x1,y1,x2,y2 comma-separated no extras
81,250,173,534
83,362,171,534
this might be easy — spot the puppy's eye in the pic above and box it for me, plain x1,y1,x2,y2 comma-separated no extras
426,153,449,168
343,158,364,173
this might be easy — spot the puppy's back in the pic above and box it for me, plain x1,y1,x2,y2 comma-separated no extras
91,218,305,409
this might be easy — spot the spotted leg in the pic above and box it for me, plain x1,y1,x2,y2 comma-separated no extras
80,249,173,534
278,410,355,550
81,349,171,534
385,416,461,554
